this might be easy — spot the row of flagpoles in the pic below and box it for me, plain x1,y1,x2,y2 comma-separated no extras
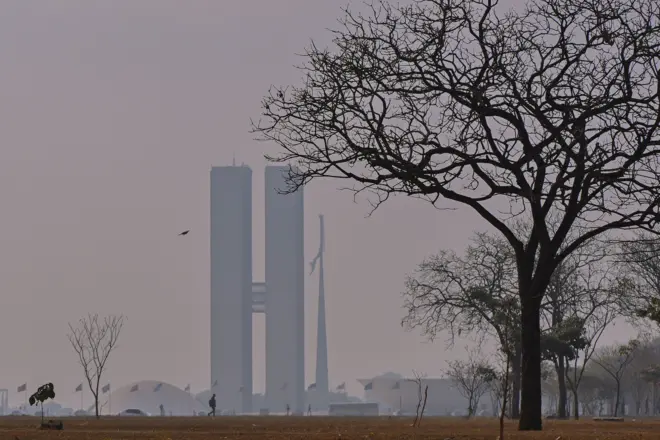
306,382,347,392
14,382,191,413
207,381,347,393
14,380,345,409
15,382,194,396
17,381,345,395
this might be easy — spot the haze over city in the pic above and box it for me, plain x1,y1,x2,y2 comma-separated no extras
0,0,637,411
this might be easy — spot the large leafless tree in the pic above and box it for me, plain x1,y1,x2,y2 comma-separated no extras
253,0,660,429
67,314,124,418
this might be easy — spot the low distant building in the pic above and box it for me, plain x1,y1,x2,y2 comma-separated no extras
329,402,378,416
357,372,492,416
105,380,206,416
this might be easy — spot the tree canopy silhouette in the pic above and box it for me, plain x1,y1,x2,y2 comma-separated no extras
253,0,660,430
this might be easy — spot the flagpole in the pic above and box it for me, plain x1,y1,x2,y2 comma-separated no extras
24,387,27,410
80,387,83,412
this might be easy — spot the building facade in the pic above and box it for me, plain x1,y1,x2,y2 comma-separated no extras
209,165,306,414
210,166,253,413
264,166,305,413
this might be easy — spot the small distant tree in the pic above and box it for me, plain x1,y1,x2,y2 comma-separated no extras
641,364,660,415
593,339,640,416
410,371,429,428
624,334,657,415
446,354,498,417
576,372,608,416
67,314,124,418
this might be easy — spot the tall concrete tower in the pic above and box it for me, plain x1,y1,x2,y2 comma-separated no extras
264,165,305,413
310,214,329,407
210,166,253,413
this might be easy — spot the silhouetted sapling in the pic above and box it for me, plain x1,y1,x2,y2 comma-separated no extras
29,383,55,423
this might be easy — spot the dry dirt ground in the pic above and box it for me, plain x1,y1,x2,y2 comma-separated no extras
1,416,660,440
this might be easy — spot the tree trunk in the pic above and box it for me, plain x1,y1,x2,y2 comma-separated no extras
518,294,543,430
572,390,579,419
614,382,621,417
511,348,521,418
94,384,100,419
556,356,567,418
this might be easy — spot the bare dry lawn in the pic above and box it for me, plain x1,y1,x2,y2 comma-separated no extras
1,416,659,439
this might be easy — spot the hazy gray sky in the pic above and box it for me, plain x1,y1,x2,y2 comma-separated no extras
0,1,635,408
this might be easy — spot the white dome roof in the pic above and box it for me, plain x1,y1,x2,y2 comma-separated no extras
107,380,206,416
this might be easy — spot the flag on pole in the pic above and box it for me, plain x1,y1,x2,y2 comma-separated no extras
364,382,373,391
336,382,346,391
17,384,26,393
280,382,288,391
130,384,139,392
310,214,325,274
392,381,400,390
307,383,317,391
239,386,244,392
184,384,191,392
153,383,163,392
102,383,111,394
75,383,83,392
212,380,218,388
309,246,322,275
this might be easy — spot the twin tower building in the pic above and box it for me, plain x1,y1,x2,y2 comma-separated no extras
210,165,327,414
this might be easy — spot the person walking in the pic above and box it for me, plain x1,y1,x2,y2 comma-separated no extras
208,394,216,417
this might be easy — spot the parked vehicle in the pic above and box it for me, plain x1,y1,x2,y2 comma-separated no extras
118,408,149,417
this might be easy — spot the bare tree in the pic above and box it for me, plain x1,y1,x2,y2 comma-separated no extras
561,311,615,419
253,0,660,430
539,232,614,418
402,232,522,416
543,255,620,419
576,371,607,416
618,235,660,326
623,333,658,415
410,371,429,428
446,354,497,417
593,339,640,416
67,314,124,418
641,364,660,415
495,300,516,440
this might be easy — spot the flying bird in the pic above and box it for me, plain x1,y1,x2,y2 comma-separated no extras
179,230,190,236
